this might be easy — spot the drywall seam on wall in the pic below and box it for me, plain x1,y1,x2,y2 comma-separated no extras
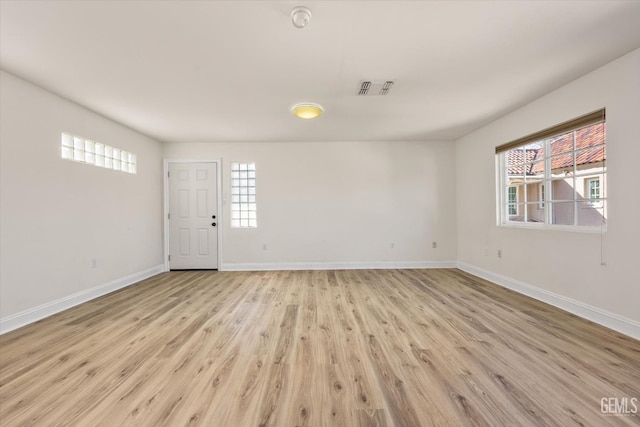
457,262,640,340
0,264,164,335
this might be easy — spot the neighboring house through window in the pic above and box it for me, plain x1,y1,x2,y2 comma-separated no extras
508,186,518,216
586,177,602,207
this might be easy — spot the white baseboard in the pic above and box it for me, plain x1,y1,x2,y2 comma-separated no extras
457,262,640,340
0,264,164,335
222,260,457,271
6,261,635,341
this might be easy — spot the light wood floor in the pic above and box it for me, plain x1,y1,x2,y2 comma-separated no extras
1,269,639,426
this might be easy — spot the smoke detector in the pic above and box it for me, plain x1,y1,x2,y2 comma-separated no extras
291,6,312,28
357,80,394,96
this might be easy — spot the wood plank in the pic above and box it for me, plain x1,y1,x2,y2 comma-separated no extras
1,269,639,426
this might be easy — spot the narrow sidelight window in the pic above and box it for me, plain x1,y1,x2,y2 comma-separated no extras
230,162,257,228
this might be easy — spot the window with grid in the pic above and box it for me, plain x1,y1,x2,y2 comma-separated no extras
586,177,602,207
496,109,606,229
230,162,257,228
507,186,518,215
61,132,137,174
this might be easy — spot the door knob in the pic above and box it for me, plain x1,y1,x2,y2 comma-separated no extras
211,222,217,227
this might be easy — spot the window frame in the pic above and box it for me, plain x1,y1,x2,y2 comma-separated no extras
60,132,137,174
496,110,606,232
230,162,257,228
585,177,602,208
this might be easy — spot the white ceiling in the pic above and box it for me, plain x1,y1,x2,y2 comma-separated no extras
1,1,639,143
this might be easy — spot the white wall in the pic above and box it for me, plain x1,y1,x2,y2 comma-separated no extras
0,71,164,322
5,48,637,337
455,49,640,325
164,141,457,269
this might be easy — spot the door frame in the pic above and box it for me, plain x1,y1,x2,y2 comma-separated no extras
163,158,223,272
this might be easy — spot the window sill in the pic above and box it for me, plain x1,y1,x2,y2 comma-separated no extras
499,222,606,234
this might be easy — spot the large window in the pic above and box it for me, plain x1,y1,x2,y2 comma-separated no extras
230,162,257,228
497,109,606,229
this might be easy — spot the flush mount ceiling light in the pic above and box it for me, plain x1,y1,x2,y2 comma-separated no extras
291,103,324,119
291,6,312,28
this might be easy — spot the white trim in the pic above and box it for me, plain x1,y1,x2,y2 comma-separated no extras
163,158,223,271
457,262,640,340
500,222,605,234
4,261,636,341
0,264,164,335
222,260,457,271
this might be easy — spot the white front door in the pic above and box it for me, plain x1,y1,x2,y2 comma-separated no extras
169,162,218,269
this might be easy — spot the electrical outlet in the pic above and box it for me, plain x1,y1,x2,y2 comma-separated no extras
497,250,502,259
390,243,395,249
262,244,267,251
91,259,97,268
432,241,437,249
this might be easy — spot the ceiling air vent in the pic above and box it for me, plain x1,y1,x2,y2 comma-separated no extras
357,80,394,96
